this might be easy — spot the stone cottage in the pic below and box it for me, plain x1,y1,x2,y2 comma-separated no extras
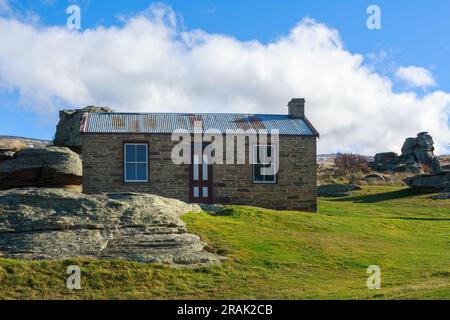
81,98,319,211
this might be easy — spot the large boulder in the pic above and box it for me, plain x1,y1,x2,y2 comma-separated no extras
54,106,113,153
370,132,442,174
0,147,82,190
373,152,398,165
0,188,222,266
401,132,441,171
363,173,389,184
404,171,450,193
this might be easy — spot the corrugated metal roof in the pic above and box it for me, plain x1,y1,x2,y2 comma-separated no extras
81,113,319,136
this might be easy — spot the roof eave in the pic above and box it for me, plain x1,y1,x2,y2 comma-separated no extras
302,116,320,138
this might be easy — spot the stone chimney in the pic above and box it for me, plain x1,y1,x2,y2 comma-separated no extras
288,98,305,119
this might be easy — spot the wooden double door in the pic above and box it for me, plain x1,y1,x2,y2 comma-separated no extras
189,144,213,204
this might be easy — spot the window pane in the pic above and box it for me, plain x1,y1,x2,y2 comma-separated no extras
136,145,147,162
256,147,261,163
254,164,264,182
193,187,199,198
202,187,208,198
136,163,148,181
125,163,136,181
258,146,272,164
125,144,136,162
253,145,276,183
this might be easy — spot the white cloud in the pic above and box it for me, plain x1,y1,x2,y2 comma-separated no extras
396,66,436,88
0,4,449,154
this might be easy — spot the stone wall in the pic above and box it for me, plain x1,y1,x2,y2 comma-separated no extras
213,136,317,211
82,134,317,211
82,134,190,201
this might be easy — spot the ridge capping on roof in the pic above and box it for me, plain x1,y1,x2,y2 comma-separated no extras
81,112,319,137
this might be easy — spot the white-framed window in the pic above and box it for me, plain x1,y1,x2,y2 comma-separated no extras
253,144,277,184
124,143,149,183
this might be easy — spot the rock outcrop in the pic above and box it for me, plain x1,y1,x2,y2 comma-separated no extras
0,147,82,190
370,132,442,174
363,173,389,183
54,106,113,153
0,188,222,266
404,171,450,193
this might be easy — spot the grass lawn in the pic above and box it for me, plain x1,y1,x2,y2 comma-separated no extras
0,186,449,300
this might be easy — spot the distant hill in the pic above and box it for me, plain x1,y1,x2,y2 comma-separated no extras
317,153,374,165
0,136,51,150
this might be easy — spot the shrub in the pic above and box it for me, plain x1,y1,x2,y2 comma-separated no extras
421,164,432,173
0,140,27,152
334,153,370,173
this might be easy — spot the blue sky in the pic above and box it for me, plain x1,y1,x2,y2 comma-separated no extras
0,0,449,154
11,0,450,86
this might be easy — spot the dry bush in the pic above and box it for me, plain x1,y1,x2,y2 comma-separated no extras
0,140,27,151
421,164,432,174
334,153,370,174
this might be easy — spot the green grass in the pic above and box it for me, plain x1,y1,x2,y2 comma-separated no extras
0,186,449,300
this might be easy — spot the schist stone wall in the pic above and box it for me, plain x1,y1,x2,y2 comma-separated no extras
81,133,317,212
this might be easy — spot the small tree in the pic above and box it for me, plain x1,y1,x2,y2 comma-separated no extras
334,153,370,173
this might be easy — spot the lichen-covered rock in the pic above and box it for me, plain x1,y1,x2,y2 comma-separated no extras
404,171,450,193
317,184,361,197
373,152,398,165
363,173,388,183
54,106,113,153
0,188,222,266
370,132,442,174
0,147,82,190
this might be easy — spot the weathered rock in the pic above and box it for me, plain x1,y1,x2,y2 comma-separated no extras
317,184,361,197
363,173,387,183
404,171,450,193
370,132,442,174
54,106,113,153
0,188,222,266
0,147,82,190
374,152,398,165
